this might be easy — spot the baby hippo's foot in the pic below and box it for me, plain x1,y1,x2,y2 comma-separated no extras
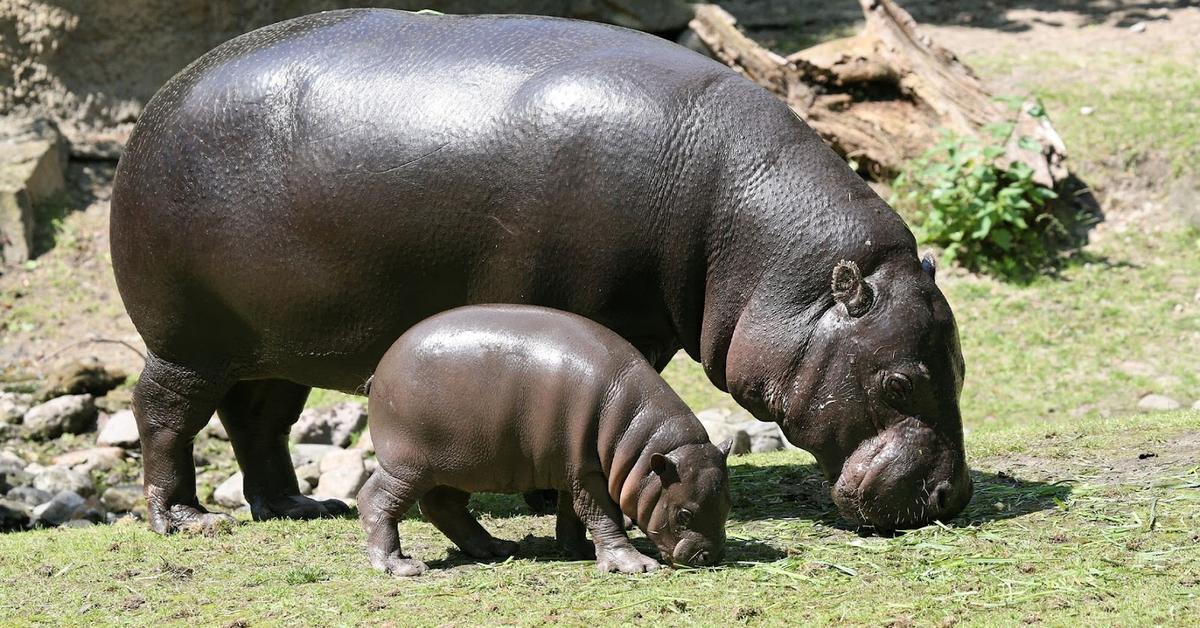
249,494,351,521
595,547,660,574
462,537,520,559
371,553,429,577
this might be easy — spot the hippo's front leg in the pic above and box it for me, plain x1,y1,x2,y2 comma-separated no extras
572,475,659,574
133,355,236,534
217,380,351,520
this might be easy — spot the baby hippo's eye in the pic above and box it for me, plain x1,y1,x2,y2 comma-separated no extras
675,509,693,528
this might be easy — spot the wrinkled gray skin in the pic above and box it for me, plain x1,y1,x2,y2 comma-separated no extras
361,305,732,575
110,9,970,535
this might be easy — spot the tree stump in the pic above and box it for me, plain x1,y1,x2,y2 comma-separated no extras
690,1,1068,187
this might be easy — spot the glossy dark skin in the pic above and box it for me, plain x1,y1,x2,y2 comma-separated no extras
111,9,970,534
361,305,731,575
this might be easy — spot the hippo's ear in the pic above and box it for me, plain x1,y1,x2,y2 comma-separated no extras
831,260,874,317
650,453,679,484
717,438,734,461
921,252,937,281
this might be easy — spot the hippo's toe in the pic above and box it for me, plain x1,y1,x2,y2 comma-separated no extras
595,548,660,574
376,556,428,577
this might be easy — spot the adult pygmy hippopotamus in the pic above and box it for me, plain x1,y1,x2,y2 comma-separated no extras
360,305,732,575
111,9,971,534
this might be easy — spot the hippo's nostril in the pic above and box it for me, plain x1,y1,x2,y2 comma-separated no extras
930,480,952,511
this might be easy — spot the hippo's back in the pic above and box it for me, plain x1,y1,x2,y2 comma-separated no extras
111,10,751,388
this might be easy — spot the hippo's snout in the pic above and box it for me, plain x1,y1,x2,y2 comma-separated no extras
832,418,972,531
670,538,724,567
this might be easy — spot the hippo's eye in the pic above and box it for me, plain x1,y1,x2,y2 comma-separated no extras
675,509,693,528
884,373,913,401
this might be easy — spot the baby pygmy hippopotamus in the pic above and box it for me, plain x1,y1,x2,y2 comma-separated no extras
358,304,733,576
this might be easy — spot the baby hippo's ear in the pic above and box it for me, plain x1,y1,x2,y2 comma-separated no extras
650,453,679,485
717,439,734,460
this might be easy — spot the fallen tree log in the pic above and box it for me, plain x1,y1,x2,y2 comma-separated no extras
690,1,1068,187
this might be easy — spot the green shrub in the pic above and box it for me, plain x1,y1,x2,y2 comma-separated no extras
891,122,1061,280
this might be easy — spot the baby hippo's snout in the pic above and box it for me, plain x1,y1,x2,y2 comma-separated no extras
671,535,725,567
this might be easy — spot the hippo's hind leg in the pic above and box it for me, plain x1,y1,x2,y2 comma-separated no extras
217,380,351,521
133,354,235,535
419,487,519,559
556,490,595,559
357,466,431,577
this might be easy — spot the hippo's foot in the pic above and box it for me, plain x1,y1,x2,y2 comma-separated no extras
372,553,428,578
149,503,237,536
595,547,660,574
249,494,351,521
461,537,520,559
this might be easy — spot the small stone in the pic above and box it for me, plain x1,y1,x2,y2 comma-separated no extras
52,447,126,474
740,421,788,453
1129,21,1146,33
5,485,52,508
0,499,30,531
1137,394,1181,411
33,466,93,497
61,519,96,528
205,415,229,441
353,428,374,454
1192,400,1200,411
695,407,754,426
291,444,341,468
291,402,368,448
0,392,32,424
96,410,140,448
319,448,366,474
0,463,32,494
298,478,314,496
0,450,25,471
213,472,246,509
22,394,97,439
101,484,143,513
1079,106,1095,116
315,467,369,500
295,462,321,487
697,417,751,456
37,358,127,402
30,491,86,527
1117,361,1154,377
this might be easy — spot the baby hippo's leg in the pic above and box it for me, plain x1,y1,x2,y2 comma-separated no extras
556,490,594,559
573,474,659,574
419,487,519,559
357,467,430,577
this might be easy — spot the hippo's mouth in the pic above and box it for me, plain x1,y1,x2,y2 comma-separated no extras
830,418,971,531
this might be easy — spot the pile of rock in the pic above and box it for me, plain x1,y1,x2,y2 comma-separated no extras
209,401,376,512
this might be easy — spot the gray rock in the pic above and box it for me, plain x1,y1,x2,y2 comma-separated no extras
291,402,367,448
315,466,369,501
0,117,66,265
0,392,32,424
22,394,97,439
32,466,93,497
213,472,245,509
30,490,85,527
61,519,96,528
1192,399,1200,411
52,446,126,474
290,444,341,468
697,417,751,456
0,499,30,531
0,456,32,493
96,409,140,448
1138,394,1182,411
6,485,52,507
100,484,143,513
294,462,321,487
740,421,788,453
353,428,374,454
37,358,127,402
205,415,229,441
298,478,314,496
695,407,755,426
0,449,25,471
319,448,366,474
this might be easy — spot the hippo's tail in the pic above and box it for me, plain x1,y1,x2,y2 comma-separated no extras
360,374,374,396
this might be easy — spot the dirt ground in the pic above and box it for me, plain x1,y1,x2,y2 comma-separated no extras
1,0,1197,385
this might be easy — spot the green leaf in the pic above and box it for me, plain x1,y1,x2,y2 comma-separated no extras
991,228,1013,250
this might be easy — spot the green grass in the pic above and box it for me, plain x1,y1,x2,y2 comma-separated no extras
1,411,1196,625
